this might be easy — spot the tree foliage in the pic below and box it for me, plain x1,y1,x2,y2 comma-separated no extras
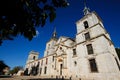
0,60,9,75
115,48,120,59
9,66,23,75
0,0,69,45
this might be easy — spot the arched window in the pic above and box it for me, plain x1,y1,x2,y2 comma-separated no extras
33,56,36,60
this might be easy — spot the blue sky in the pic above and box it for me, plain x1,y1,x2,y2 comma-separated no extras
0,0,120,69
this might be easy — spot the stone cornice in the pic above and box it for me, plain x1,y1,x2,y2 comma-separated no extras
75,33,113,47
76,22,108,36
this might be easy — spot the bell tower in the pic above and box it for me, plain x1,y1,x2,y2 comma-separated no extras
26,51,39,64
44,27,58,57
75,1,120,79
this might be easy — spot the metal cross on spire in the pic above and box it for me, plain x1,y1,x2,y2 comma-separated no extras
83,0,90,15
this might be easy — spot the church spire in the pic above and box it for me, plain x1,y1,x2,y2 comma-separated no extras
83,0,90,15
51,27,57,39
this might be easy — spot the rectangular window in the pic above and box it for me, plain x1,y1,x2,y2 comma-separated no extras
115,58,120,70
46,58,48,64
86,44,94,54
44,67,47,74
84,21,89,29
89,59,98,72
53,56,54,62
73,49,76,56
60,64,63,75
85,32,90,40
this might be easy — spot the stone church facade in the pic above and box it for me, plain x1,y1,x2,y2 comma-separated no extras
24,5,120,80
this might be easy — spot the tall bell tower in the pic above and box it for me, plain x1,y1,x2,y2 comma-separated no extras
75,1,120,79
44,27,58,57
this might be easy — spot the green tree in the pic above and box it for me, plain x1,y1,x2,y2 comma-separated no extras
9,66,23,75
115,48,120,59
0,60,9,75
0,0,69,45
